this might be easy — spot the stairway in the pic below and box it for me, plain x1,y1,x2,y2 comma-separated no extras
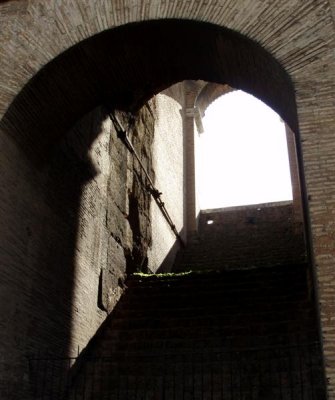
65,263,326,400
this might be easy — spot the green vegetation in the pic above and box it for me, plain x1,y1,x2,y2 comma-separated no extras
133,271,192,278
133,269,221,278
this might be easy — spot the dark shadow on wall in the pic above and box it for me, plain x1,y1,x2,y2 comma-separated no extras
28,272,130,399
1,98,156,399
0,107,118,399
27,109,107,397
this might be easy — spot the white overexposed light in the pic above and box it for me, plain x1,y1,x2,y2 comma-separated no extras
196,90,293,210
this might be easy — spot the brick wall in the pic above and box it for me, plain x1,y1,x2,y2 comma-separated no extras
0,103,156,399
148,84,186,273
0,1,335,397
174,202,306,272
202,202,306,268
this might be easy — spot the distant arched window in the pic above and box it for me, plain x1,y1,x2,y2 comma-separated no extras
196,90,293,210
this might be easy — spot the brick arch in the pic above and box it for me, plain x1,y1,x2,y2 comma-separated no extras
195,82,234,118
0,19,296,164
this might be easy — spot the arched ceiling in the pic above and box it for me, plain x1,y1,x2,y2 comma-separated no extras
0,0,333,120
1,19,297,164
0,2,333,189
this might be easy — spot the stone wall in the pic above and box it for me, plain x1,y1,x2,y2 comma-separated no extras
174,202,307,273
147,85,186,273
0,103,156,399
199,202,306,269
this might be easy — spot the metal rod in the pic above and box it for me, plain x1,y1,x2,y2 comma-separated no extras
109,112,185,248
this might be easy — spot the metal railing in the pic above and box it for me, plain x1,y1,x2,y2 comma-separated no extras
28,342,326,400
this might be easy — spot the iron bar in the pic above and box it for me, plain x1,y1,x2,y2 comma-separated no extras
109,112,185,248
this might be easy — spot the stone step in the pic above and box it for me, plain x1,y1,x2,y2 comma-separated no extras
126,273,308,296
116,296,312,313
112,304,313,322
108,311,315,331
73,346,324,376
67,264,322,400
96,330,319,350
69,350,324,400
70,385,324,400
125,281,307,297
95,336,320,357
100,325,318,346
75,364,322,383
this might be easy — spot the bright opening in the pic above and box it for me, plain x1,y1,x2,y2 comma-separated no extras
196,90,293,210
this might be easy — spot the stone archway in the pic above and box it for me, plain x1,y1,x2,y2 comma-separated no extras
1,19,297,165
0,15,333,398
184,82,304,232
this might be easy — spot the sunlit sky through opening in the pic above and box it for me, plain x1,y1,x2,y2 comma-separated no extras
197,90,293,210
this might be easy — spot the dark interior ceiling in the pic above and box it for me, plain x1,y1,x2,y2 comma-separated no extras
0,19,297,165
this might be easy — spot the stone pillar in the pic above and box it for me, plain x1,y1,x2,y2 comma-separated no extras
285,124,304,225
183,81,200,237
184,109,197,235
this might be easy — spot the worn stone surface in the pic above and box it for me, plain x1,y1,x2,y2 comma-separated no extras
99,236,126,314
148,85,186,273
125,103,156,273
